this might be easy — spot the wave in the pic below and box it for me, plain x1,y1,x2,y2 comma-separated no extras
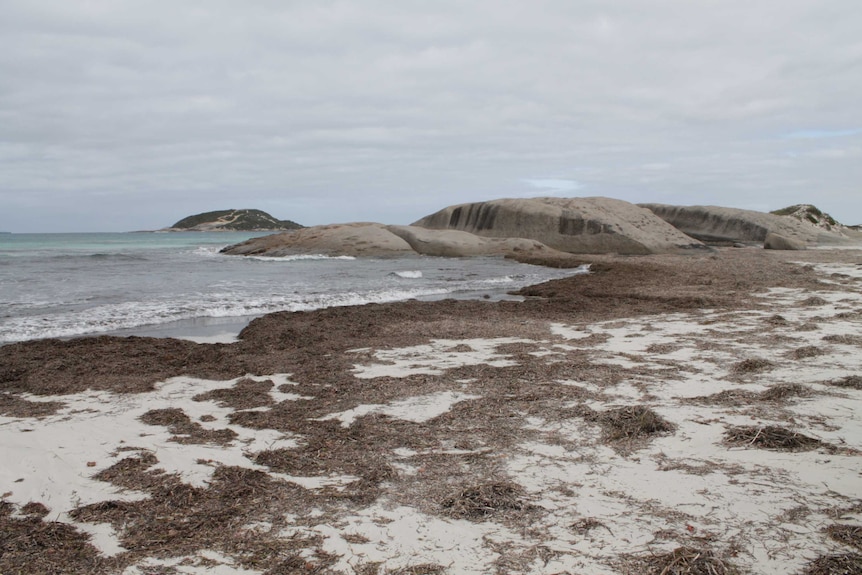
43,252,151,262
244,254,357,262
191,248,357,261
1,255,589,344
390,270,423,279
88,253,150,261
472,275,515,285
0,286,451,344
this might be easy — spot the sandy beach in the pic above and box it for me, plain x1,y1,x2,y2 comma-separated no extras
2,247,862,574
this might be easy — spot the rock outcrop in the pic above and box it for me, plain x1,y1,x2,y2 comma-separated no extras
763,232,805,250
220,223,414,257
412,197,705,255
165,209,303,232
386,225,574,259
640,204,851,248
220,222,582,264
769,204,847,234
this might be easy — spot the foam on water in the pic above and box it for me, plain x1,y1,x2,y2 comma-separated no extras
246,254,358,262
0,286,456,343
391,270,423,279
0,233,584,343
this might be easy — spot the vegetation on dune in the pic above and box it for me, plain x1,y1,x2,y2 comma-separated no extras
770,204,839,228
171,209,303,231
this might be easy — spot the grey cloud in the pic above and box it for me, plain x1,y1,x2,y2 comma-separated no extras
1,0,860,231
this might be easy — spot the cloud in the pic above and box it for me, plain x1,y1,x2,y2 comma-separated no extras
782,129,862,140
522,179,583,196
0,0,861,231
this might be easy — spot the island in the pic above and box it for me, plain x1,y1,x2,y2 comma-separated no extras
162,209,303,232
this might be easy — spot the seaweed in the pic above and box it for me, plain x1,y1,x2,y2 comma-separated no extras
632,546,740,575
724,425,824,452
441,481,526,520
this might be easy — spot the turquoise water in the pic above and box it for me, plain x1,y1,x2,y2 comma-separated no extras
0,231,271,255
0,232,585,343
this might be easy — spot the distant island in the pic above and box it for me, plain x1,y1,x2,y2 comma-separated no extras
162,209,303,232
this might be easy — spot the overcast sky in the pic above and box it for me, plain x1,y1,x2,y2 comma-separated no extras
1,1,860,232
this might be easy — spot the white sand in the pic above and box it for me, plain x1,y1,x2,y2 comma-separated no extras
3,263,862,573
349,337,532,378
316,391,481,427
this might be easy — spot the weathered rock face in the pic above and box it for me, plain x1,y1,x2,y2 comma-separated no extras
220,223,414,257
639,204,851,247
412,197,705,255
386,225,574,259
220,222,579,264
763,232,805,250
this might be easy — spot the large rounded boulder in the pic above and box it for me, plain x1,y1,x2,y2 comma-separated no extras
220,223,415,257
639,203,852,248
412,197,705,255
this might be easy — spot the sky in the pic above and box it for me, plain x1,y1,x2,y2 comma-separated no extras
1,1,861,232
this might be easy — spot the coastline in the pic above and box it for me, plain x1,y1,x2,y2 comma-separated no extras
2,247,862,574
105,289,536,344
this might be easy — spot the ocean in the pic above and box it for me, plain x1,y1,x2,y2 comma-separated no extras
0,232,586,344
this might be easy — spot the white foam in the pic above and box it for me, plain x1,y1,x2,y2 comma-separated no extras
0,287,454,344
391,270,423,279
246,254,357,261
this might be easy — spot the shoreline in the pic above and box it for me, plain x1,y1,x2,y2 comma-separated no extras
2,247,862,574
95,286,534,344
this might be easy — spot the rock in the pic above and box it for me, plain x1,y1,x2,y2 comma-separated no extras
386,225,571,259
640,203,851,247
165,209,303,232
763,232,806,250
413,197,705,255
220,223,414,257
221,221,581,264
769,204,846,234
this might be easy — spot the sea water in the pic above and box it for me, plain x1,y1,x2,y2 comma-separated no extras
0,232,585,344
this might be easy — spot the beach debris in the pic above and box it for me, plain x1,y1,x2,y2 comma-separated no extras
758,383,813,401
591,405,675,443
828,524,862,550
19,502,49,518
387,565,447,575
688,383,812,406
3,247,862,574
763,314,788,325
822,334,862,346
801,552,862,575
788,345,826,359
799,296,829,307
723,425,824,452
571,517,612,536
827,375,862,390
441,481,526,520
631,546,740,575
0,393,63,418
687,389,758,406
139,407,238,445
192,377,275,409
0,500,107,575
730,358,775,374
